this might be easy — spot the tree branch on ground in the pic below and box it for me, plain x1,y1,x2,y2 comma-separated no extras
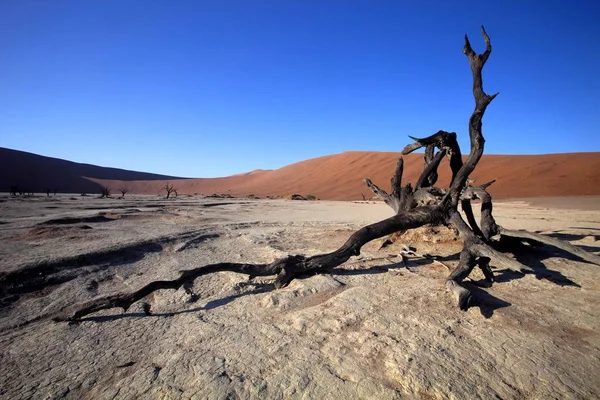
54,27,600,322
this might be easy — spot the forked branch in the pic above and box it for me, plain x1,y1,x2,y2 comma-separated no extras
449,26,499,205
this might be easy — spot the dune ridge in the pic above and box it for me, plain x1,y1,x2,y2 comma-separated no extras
2,147,599,200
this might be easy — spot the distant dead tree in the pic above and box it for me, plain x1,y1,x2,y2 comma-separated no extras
162,182,177,199
9,185,19,197
100,186,112,198
46,188,51,197
118,186,129,198
54,27,600,323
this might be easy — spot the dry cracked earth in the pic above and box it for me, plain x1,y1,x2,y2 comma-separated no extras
1,194,599,399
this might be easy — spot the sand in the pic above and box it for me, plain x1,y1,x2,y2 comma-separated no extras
70,151,600,200
1,194,599,399
3,147,600,201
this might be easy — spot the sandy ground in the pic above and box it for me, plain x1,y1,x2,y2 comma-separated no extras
1,194,599,399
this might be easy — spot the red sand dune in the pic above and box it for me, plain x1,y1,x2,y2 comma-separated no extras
2,147,599,200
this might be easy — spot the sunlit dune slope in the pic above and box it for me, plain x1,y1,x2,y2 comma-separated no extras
86,151,600,200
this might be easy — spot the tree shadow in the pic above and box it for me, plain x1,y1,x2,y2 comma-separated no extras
494,251,581,288
332,266,391,276
464,282,511,318
563,226,600,232
492,249,582,288
433,252,461,262
491,230,600,288
74,283,274,323
542,231,599,253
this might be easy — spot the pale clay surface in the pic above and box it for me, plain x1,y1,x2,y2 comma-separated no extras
1,194,599,399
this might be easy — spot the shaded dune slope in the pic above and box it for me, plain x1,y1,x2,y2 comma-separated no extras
0,147,185,194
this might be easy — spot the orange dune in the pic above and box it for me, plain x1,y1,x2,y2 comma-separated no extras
2,146,599,200
86,151,600,200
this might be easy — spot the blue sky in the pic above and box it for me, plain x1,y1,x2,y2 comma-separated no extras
1,1,599,177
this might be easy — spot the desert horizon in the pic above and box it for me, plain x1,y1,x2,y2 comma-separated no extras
3,147,600,201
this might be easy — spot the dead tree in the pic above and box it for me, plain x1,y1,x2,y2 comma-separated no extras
100,186,112,198
54,27,600,322
118,186,129,198
9,185,19,197
163,182,177,199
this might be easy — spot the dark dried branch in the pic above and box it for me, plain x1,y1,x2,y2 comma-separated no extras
365,159,412,213
416,149,446,189
446,245,477,310
412,187,445,206
460,180,498,240
461,200,483,238
56,205,446,321
402,131,458,155
402,130,464,183
449,26,498,205
449,211,531,273
390,157,404,197
364,178,392,205
53,262,273,321
477,257,494,284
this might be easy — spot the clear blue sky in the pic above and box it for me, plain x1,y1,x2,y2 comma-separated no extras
1,1,599,178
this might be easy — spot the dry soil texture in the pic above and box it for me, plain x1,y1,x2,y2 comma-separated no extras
1,194,600,399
